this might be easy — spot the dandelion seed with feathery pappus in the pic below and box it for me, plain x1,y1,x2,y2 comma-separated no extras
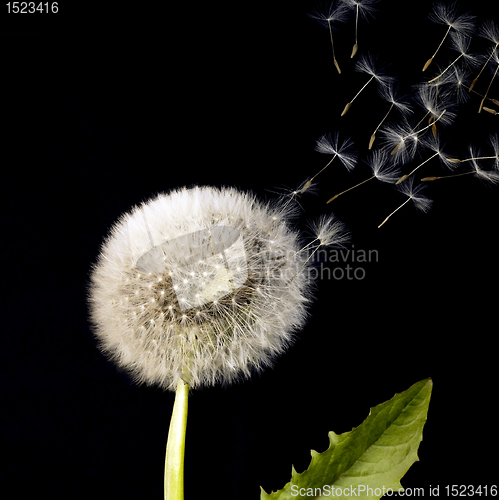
309,0,350,74
479,47,499,113
298,215,351,271
423,138,499,183
388,84,454,157
469,19,499,92
301,132,357,193
340,0,379,58
341,52,392,116
382,121,421,165
415,83,456,129
422,1,475,72
378,178,432,228
369,83,413,149
428,31,479,84
327,149,400,202
396,135,457,184
442,65,474,103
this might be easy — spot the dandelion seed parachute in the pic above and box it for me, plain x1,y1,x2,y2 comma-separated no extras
88,186,316,391
314,132,358,171
416,84,457,127
381,121,421,164
422,2,475,72
310,214,350,247
429,1,475,36
378,179,432,228
308,0,350,73
368,149,401,183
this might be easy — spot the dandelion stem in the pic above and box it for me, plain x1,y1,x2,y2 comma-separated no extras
327,175,375,202
378,198,411,228
165,378,189,500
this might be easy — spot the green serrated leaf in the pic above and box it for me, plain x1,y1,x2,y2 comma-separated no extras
261,378,432,500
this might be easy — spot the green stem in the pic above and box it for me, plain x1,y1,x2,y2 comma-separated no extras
165,378,189,500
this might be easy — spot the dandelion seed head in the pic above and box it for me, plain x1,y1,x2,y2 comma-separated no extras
88,186,316,391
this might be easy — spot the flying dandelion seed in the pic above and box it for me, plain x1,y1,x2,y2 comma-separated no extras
327,149,399,202
479,48,499,113
301,133,357,193
423,137,499,182
382,121,421,164
341,0,379,58
428,31,478,83
341,53,392,116
444,65,474,103
422,1,475,72
388,83,455,156
416,83,456,128
295,215,351,274
469,20,499,92
396,135,456,184
309,0,350,74
369,83,412,149
388,108,448,158
378,178,432,228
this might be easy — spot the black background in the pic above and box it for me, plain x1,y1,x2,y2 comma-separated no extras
2,1,498,499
